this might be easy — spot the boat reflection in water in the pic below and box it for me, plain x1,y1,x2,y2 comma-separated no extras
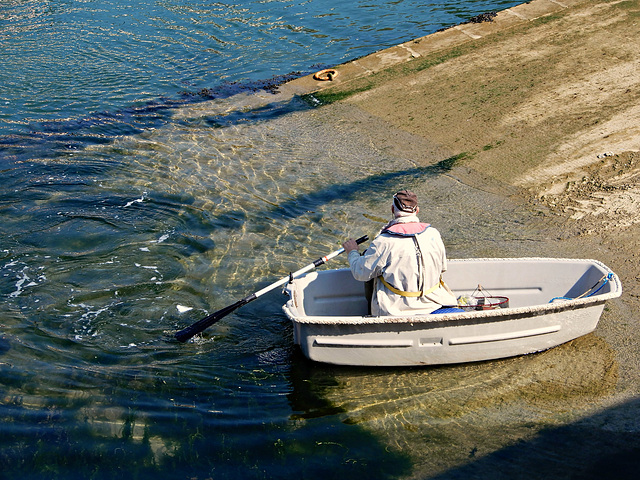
287,326,620,477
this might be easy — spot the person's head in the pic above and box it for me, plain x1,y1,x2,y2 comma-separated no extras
392,190,419,217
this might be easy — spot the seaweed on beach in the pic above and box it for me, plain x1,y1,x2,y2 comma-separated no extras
182,71,305,99
467,11,498,23
435,11,497,33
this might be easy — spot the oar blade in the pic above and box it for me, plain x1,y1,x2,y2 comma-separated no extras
174,298,249,342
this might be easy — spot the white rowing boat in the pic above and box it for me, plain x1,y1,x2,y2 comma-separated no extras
282,258,622,366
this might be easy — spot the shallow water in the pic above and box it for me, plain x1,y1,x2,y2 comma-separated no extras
0,1,633,478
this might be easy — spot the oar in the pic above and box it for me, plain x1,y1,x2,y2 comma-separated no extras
174,235,369,342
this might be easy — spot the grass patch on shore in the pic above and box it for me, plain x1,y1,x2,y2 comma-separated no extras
303,5,582,107
400,46,470,74
301,84,374,106
311,45,477,105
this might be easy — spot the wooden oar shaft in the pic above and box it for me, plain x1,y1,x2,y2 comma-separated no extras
174,235,368,342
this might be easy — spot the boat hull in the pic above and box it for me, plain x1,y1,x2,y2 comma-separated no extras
282,258,622,366
291,301,605,366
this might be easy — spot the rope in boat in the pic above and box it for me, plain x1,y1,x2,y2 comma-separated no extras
549,272,614,303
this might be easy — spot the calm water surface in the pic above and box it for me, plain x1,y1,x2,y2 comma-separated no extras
0,1,624,479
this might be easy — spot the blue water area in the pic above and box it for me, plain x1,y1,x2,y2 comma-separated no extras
0,1,600,479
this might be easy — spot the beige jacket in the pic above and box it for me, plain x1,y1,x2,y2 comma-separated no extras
347,215,457,316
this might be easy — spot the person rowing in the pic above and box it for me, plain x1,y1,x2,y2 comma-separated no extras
342,190,461,316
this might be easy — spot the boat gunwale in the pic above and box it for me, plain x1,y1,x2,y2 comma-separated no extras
283,257,623,326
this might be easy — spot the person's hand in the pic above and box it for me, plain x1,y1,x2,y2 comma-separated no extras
342,238,359,254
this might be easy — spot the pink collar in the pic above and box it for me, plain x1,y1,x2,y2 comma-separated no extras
383,222,430,237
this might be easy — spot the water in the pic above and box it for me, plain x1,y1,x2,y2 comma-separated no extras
0,1,626,479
